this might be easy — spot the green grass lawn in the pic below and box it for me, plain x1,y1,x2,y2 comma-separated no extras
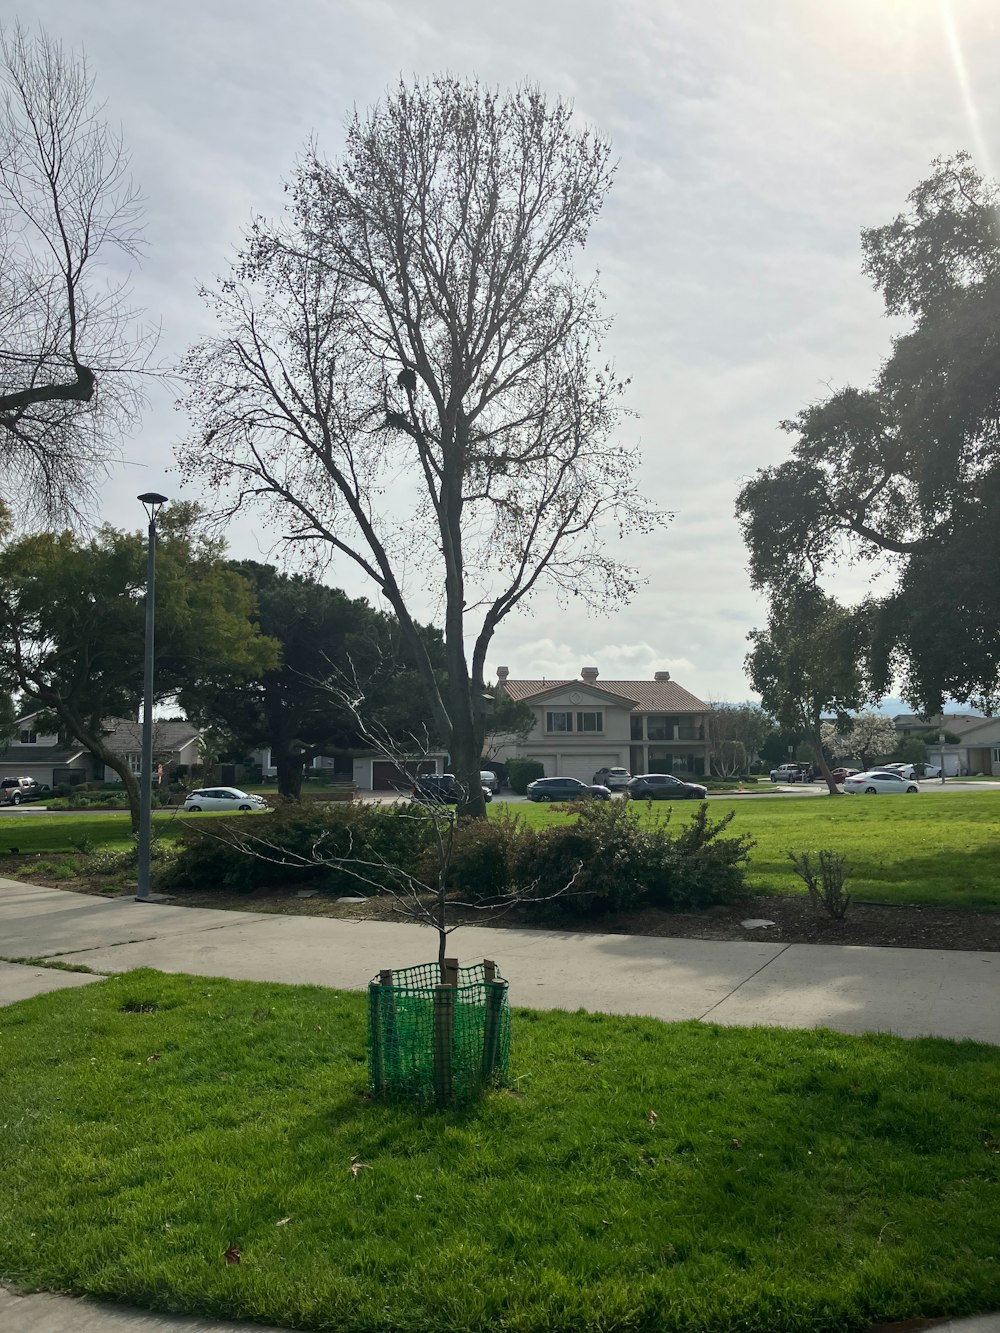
508,793,1000,911
1,970,998,1333
0,809,254,856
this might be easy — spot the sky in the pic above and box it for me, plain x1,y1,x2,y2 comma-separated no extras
23,0,1000,700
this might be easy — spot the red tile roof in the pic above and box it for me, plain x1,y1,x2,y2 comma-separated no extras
501,679,707,713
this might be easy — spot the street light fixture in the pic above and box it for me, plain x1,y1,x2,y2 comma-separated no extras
136,493,168,902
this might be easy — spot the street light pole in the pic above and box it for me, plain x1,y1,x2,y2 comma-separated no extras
136,493,168,902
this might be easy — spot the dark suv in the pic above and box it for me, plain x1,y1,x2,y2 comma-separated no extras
412,774,493,806
526,777,611,802
0,776,46,805
625,773,707,801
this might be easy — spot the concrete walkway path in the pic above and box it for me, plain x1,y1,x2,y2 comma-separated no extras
1,878,998,1041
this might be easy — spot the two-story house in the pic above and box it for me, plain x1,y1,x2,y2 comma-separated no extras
493,666,711,781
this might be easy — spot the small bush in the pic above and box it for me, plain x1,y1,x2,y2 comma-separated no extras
158,802,435,895
426,807,527,903
506,758,545,795
787,849,851,919
514,800,648,914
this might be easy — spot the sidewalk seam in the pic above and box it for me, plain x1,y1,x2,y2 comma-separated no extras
697,942,792,1022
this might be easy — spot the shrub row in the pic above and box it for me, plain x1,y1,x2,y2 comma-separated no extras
159,800,755,915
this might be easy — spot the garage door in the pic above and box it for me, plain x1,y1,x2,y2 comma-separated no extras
560,754,611,784
531,755,557,778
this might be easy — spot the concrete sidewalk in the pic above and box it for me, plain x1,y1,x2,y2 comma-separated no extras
1,879,998,1041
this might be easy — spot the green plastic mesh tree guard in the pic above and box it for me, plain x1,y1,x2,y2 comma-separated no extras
368,959,511,1108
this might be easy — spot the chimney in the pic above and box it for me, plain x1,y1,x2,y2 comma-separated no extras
580,666,599,683
654,670,671,681
496,666,509,682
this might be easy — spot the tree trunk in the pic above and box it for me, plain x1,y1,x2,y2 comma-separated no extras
275,749,305,800
43,697,144,830
810,717,841,796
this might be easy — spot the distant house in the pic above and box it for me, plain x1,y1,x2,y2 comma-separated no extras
493,666,711,780
894,713,1000,777
0,713,202,787
253,746,450,792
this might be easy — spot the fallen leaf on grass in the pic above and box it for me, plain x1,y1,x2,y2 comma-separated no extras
224,1245,241,1266
350,1155,371,1177
647,1110,658,1126
730,1138,743,1149
146,1053,161,1063
275,1217,291,1227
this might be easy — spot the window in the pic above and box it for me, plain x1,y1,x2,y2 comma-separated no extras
19,729,37,745
646,715,679,741
630,716,643,740
127,754,142,774
576,711,602,733
546,711,572,732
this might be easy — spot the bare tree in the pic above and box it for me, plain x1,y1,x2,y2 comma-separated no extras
0,24,155,524
181,78,665,818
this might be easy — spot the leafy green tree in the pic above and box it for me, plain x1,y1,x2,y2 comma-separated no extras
895,735,928,766
736,154,1000,713
0,690,15,746
181,78,662,818
180,561,446,800
0,507,277,829
745,583,868,794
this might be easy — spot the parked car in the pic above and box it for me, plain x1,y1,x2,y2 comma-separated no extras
183,787,269,812
884,762,941,780
0,776,47,805
768,763,812,783
625,773,708,801
526,777,611,802
592,766,631,790
479,769,500,794
830,767,859,784
842,770,919,795
413,774,493,805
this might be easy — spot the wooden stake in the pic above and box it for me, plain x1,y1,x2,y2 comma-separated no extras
483,958,496,984
443,957,459,988
433,983,455,1106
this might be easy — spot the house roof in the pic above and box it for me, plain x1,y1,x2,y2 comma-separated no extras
0,745,87,765
501,678,708,713
99,718,202,752
893,713,991,736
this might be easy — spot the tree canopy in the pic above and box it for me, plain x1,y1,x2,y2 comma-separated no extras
180,561,446,799
0,507,277,827
745,582,867,793
736,153,1000,713
0,25,155,524
180,78,663,814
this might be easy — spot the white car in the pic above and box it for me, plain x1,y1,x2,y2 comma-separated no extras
480,770,500,794
183,787,268,812
884,762,941,780
842,770,919,795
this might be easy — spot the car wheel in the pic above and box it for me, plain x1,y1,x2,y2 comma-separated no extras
864,787,878,795
11,793,21,805
187,804,202,812
238,804,252,811
906,785,918,794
